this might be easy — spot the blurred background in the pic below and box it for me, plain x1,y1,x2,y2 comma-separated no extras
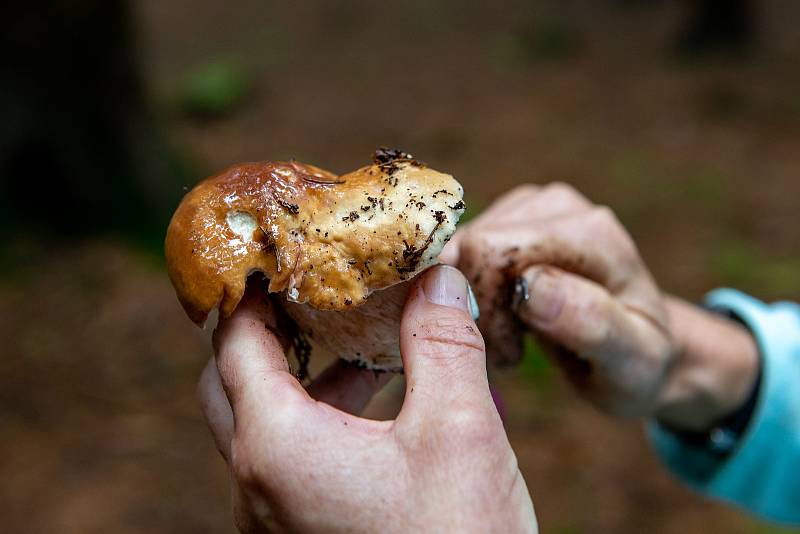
2,0,799,532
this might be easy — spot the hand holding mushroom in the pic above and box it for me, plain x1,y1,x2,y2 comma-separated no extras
167,151,536,532
168,154,756,532
197,266,537,533
445,183,758,430
166,149,466,373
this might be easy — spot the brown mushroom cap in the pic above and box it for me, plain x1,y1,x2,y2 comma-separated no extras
165,152,465,327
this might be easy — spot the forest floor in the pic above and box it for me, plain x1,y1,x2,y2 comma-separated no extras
2,1,799,532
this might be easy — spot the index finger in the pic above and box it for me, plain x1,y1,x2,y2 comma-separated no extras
213,283,309,430
459,208,641,364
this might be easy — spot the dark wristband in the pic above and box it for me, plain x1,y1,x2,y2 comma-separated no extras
662,310,762,456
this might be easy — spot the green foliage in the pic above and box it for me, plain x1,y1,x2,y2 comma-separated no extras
518,335,555,387
179,60,251,119
679,169,729,207
489,32,526,68
521,17,577,60
608,153,731,230
743,519,800,534
457,197,484,225
700,83,750,120
709,240,800,297
607,152,663,226
610,153,728,207
488,16,578,69
609,152,652,189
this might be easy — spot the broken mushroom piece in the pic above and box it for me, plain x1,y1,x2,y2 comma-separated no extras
165,149,466,371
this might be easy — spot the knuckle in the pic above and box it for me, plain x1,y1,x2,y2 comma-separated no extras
616,243,641,270
565,294,613,348
274,402,306,435
576,310,612,348
457,227,479,252
458,230,493,272
541,182,591,209
508,183,539,197
447,405,492,431
249,393,302,439
588,206,638,260
591,204,617,226
543,181,582,202
439,405,504,444
460,226,490,250
417,312,486,355
590,205,629,241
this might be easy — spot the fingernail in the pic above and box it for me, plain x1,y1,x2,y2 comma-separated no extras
423,265,471,313
510,277,529,312
523,270,564,323
467,282,480,321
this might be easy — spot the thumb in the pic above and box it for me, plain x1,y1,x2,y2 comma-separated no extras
398,265,490,416
515,265,647,367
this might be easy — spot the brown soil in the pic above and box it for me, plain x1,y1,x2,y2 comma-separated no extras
3,1,798,532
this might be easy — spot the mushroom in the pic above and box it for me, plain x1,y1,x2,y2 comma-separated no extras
165,149,466,372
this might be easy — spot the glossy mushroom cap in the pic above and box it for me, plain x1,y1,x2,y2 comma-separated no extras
166,150,465,327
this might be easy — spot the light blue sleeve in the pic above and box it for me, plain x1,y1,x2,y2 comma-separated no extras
649,288,800,525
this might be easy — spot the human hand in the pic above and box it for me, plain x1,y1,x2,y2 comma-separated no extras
197,265,537,533
444,183,758,428
443,183,676,418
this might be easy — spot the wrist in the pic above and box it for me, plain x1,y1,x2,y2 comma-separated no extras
655,296,760,431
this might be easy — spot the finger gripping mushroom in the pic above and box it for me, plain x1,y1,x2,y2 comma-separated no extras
165,149,465,371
